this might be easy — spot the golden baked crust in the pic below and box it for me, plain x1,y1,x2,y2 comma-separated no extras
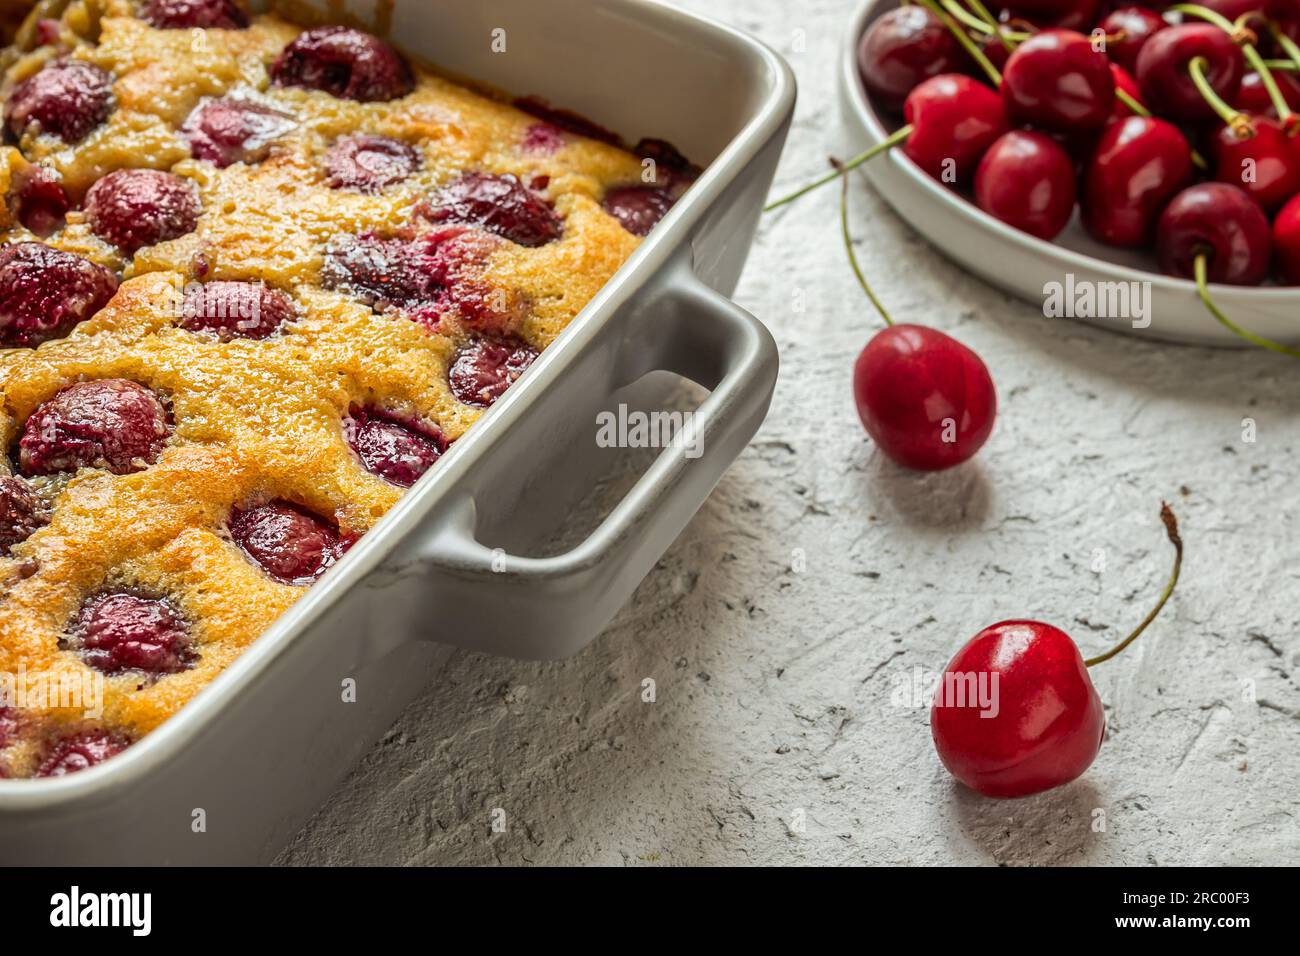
0,0,683,777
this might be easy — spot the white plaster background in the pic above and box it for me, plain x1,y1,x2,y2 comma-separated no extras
277,0,1300,865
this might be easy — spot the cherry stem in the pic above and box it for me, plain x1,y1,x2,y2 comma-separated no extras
764,125,911,211
1241,43,1295,122
834,158,894,327
1188,56,1254,136
1084,504,1182,668
941,0,994,35
1193,252,1300,357
916,0,1003,85
1116,88,1151,117
1271,26,1300,73
1168,3,1244,38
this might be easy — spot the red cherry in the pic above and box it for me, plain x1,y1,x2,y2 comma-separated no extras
420,172,561,247
141,0,248,29
181,98,294,168
228,501,354,585
932,504,1182,798
1135,23,1244,122
0,242,118,348
270,26,413,103
1099,6,1169,73
1000,0,1104,32
1083,115,1193,247
975,130,1077,240
20,379,170,476
852,324,996,472
36,729,128,777
602,185,676,236
1212,116,1300,211
1001,30,1115,133
70,592,193,675
324,134,419,192
856,6,965,112
902,74,1008,184
344,408,447,487
1274,192,1300,283
4,60,114,144
10,164,70,235
0,475,45,554
932,621,1105,797
1156,182,1273,285
84,169,201,255
1234,70,1300,118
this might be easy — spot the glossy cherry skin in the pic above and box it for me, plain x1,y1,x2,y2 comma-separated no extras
1234,70,1300,118
1001,30,1115,134
975,130,1077,240
1212,117,1300,212
1135,24,1244,122
1099,6,1168,73
999,0,1103,32
1273,193,1300,283
1083,115,1193,247
931,620,1105,798
1156,182,1273,284
852,324,996,472
902,75,1008,185
857,6,965,112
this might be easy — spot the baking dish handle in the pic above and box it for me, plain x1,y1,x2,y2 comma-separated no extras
404,264,778,660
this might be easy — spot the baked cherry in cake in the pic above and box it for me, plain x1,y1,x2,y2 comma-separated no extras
19,379,170,476
141,0,249,30
345,408,448,487
422,172,561,247
229,501,354,585
0,5,692,778
85,169,201,254
271,26,413,103
68,592,193,675
602,185,676,237
0,475,45,554
0,242,118,347
181,98,294,167
4,59,113,143
324,134,419,192
36,729,128,777
323,228,490,326
180,280,294,340
448,336,540,408
10,165,71,235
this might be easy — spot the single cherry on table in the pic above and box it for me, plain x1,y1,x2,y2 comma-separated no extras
932,504,1183,798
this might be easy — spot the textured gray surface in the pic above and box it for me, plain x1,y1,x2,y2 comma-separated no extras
277,0,1300,866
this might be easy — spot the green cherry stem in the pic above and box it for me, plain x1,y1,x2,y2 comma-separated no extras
1271,27,1300,72
941,0,994,35
1084,504,1183,668
1242,43,1295,122
1189,56,1255,136
966,0,1017,51
764,125,910,211
916,0,1003,85
1193,253,1300,358
834,158,894,326
1167,3,1240,36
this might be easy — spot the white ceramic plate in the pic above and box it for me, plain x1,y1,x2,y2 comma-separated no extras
838,0,1300,347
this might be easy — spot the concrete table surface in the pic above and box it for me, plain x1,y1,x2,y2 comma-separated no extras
277,0,1300,866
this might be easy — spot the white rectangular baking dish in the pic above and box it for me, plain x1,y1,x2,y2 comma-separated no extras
0,0,794,863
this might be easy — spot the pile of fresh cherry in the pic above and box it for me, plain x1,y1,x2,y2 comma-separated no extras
764,2,1242,799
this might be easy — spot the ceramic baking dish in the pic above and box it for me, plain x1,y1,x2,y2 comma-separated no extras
0,0,794,864
840,0,1300,347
